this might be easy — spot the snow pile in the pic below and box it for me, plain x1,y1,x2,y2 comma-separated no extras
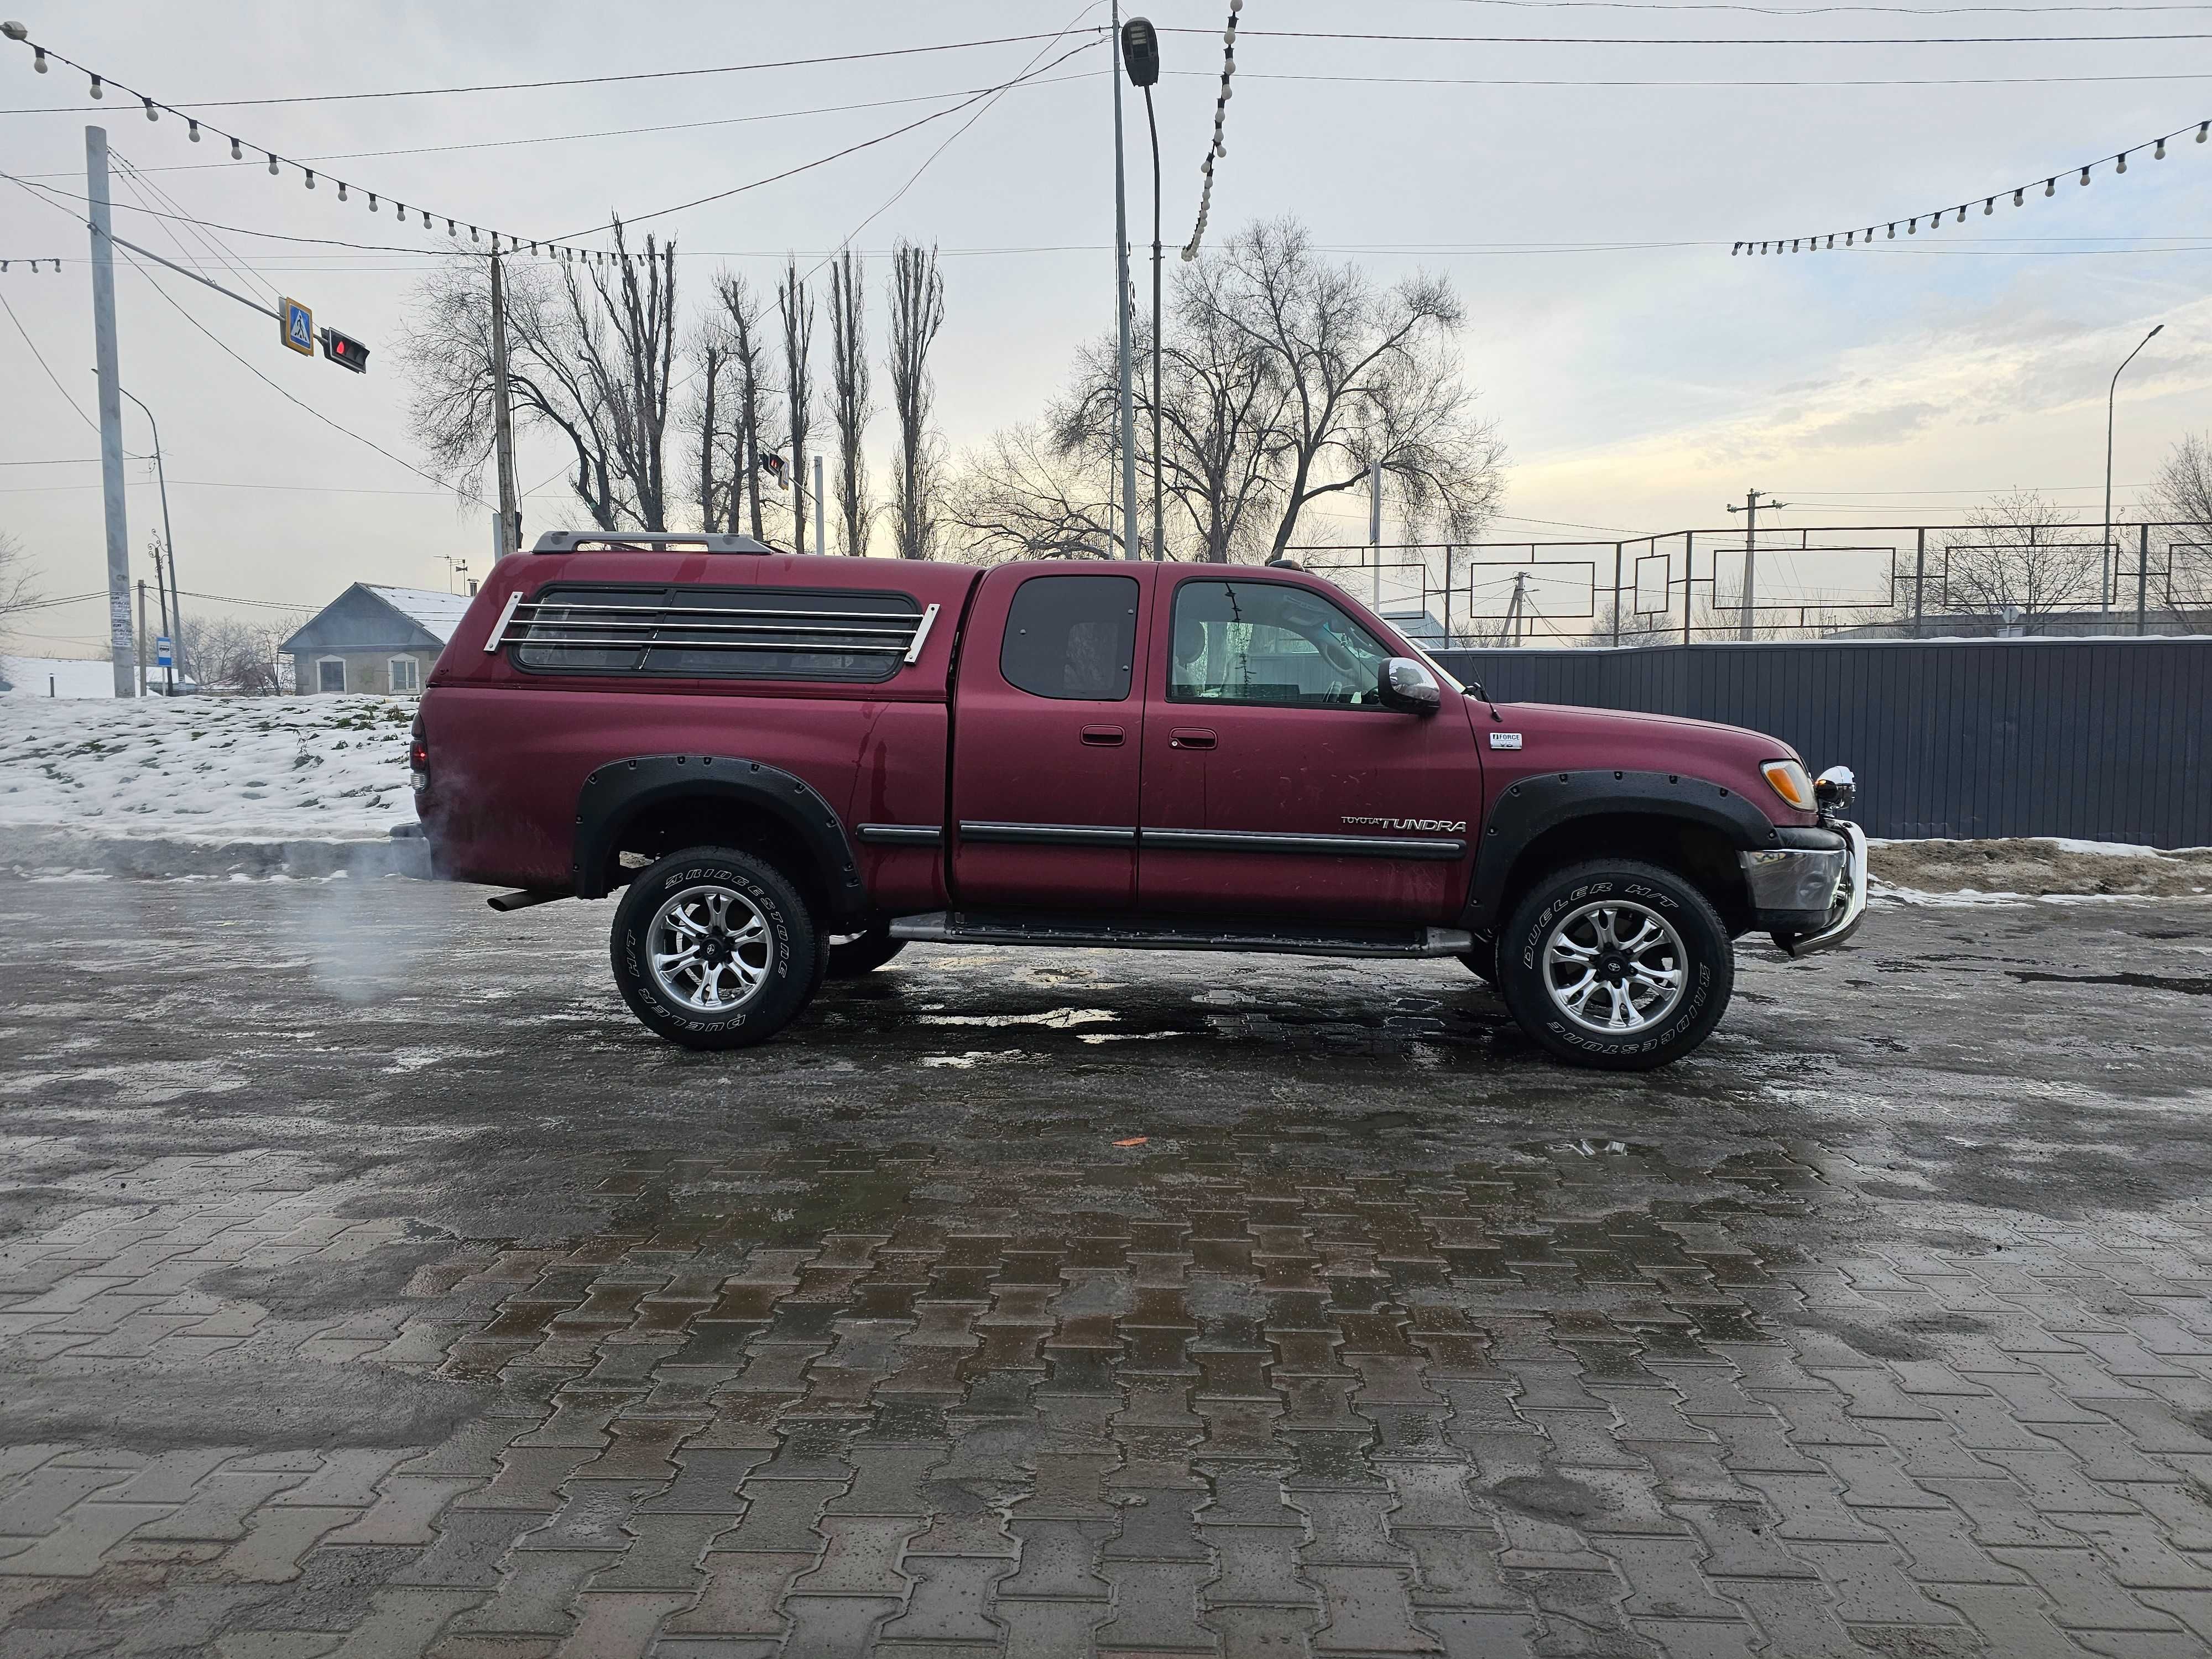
0,695,415,841
0,656,123,700
1870,837,2212,902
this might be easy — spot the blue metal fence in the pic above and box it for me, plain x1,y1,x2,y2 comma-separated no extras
1434,636,2211,847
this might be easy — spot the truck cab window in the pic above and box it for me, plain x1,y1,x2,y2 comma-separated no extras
1168,580,1392,708
999,573,1139,701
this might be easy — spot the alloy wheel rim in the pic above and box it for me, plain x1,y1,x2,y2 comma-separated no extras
1541,899,1687,1036
648,884,774,1014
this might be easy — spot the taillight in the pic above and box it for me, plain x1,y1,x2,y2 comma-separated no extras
409,717,430,790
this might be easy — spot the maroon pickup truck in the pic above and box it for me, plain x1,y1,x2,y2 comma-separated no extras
411,532,1864,1069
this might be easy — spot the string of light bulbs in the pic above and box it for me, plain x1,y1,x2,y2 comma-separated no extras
1181,0,1243,262
1735,117,2210,253
0,25,1098,269
1,255,62,270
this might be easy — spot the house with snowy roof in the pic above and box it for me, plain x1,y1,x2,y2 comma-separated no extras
280,583,472,697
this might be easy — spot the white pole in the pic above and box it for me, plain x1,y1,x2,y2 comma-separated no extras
1113,0,1138,560
812,454,826,556
87,127,134,697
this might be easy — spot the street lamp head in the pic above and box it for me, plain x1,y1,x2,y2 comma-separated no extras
1120,17,1161,87
2148,324,2164,338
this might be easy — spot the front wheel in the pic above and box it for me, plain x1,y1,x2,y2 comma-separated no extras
610,846,821,1050
1496,860,1733,1070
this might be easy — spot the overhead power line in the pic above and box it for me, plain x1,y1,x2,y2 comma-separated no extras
0,282,100,435
1737,116,2210,253
0,28,1097,267
0,31,1098,114
1166,22,2212,39
8,75,1097,181
1204,66,2212,85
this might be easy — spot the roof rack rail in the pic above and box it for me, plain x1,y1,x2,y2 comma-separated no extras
530,530,783,555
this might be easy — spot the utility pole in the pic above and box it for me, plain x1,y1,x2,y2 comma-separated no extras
86,126,133,697
1498,570,1530,648
488,252,521,558
136,579,148,696
1724,489,1785,641
120,387,180,686
813,454,826,556
1112,0,1139,560
150,542,174,693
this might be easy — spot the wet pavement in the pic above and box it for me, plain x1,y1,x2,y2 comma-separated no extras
4,873,2212,1657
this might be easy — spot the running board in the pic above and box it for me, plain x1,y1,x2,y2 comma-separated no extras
888,912,1473,959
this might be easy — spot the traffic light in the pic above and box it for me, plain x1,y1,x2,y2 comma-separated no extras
319,326,370,373
759,451,790,491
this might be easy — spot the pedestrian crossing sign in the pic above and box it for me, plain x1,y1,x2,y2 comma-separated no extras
281,297,314,356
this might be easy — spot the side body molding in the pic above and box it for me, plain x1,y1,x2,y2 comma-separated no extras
1462,768,1784,930
572,754,867,920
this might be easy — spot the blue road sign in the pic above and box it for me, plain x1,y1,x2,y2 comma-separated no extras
155,636,173,667
280,296,315,356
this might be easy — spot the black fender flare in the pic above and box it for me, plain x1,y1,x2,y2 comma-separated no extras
572,754,867,922
1460,769,1783,932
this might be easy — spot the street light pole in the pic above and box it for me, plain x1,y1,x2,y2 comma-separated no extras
1111,0,1139,560
119,387,181,688
489,252,521,559
2104,322,2162,614
1121,17,1164,564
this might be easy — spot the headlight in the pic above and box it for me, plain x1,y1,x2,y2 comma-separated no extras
1761,758,1814,810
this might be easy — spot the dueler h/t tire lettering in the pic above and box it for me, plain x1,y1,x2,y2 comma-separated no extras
1496,858,1734,1070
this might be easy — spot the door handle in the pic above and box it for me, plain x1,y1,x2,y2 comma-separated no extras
1170,727,1217,750
1080,725,1126,747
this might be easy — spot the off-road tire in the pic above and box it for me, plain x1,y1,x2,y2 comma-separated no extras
825,925,908,980
611,846,820,1050
1497,859,1733,1071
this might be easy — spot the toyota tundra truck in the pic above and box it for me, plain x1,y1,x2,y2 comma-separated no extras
408,532,1865,1069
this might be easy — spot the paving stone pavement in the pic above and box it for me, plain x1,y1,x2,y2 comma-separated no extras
3,875,2212,1655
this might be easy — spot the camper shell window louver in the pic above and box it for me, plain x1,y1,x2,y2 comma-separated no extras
501,582,938,682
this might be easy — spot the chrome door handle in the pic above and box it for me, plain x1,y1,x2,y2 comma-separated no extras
1170,728,1217,750
1081,726,1126,747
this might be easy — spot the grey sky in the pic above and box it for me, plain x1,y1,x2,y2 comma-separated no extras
2,0,2206,651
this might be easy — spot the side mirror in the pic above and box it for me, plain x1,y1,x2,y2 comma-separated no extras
1378,656,1441,717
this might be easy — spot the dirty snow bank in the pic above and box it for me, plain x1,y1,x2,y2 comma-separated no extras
0,695,415,841
1870,838,2212,902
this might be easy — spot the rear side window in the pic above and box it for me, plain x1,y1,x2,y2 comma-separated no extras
999,573,1139,701
512,583,922,682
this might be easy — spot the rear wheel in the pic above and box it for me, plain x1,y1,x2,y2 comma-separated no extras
1496,859,1733,1070
610,846,820,1050
825,925,908,980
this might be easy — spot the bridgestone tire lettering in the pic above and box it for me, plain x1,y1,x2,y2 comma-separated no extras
608,845,821,1051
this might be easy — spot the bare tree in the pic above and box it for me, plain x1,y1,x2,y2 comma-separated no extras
778,260,817,557
713,272,776,543
826,250,872,557
1947,491,2100,619
2143,432,2212,613
0,530,41,628
1213,220,1503,560
582,220,680,531
682,321,729,533
178,613,288,693
1053,294,1286,564
887,242,947,560
400,220,679,531
952,217,1503,572
944,424,1118,562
